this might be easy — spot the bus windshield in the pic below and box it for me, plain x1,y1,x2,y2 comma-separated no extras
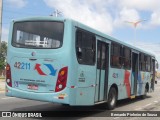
12,21,64,49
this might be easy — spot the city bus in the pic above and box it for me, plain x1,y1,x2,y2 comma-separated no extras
6,17,158,110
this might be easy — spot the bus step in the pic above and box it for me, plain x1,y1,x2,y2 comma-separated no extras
130,95,135,99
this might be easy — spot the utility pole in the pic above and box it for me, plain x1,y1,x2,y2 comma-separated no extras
50,9,62,17
125,20,146,45
0,0,2,52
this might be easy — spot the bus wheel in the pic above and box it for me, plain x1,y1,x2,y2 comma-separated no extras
107,87,117,110
62,104,69,107
141,84,148,99
141,87,147,99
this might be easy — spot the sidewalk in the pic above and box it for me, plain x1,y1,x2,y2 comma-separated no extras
0,78,5,92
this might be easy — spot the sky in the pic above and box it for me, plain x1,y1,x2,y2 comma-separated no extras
1,0,160,64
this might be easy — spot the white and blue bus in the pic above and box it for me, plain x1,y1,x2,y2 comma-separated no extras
6,17,158,109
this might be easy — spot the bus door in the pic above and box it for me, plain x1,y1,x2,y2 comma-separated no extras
151,58,155,90
95,40,109,102
131,52,138,95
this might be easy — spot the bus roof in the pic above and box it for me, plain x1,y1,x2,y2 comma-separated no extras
72,20,155,58
12,16,155,57
72,20,155,57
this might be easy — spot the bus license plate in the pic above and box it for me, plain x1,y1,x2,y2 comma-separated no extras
27,84,38,90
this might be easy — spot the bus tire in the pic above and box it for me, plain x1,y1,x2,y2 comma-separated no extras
62,104,69,107
141,87,147,99
141,83,149,99
107,87,117,110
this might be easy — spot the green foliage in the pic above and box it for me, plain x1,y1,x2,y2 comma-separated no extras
0,41,7,70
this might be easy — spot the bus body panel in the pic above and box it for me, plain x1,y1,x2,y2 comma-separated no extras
136,71,151,96
6,19,69,93
6,85,70,104
10,55,64,93
6,17,156,107
75,87,95,105
108,68,131,100
6,18,76,105
73,23,97,105
75,65,96,105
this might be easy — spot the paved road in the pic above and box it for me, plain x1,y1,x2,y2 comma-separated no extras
0,80,5,92
0,80,160,120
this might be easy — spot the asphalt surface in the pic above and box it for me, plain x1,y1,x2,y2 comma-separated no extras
0,79,160,120
0,79,5,92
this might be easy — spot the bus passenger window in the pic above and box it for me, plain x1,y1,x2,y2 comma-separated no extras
76,29,96,65
111,43,122,68
146,56,151,72
112,56,121,68
123,47,131,69
139,53,146,71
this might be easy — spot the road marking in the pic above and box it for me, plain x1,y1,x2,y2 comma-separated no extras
135,107,142,110
155,86,160,91
135,103,154,110
144,103,152,107
154,101,158,103
1,97,14,100
114,117,120,119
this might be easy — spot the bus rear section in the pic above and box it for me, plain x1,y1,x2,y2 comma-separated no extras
6,19,71,104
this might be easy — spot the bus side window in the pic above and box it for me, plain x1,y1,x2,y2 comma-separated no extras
76,31,82,61
123,47,131,69
146,56,151,72
139,54,142,71
111,56,121,68
76,29,96,65
111,43,122,68
139,53,146,71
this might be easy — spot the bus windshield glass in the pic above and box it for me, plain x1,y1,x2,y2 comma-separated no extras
12,21,64,49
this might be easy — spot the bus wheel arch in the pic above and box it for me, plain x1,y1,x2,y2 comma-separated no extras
107,84,118,110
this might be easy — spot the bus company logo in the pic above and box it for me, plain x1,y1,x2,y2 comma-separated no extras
31,52,36,56
112,73,118,78
34,63,57,76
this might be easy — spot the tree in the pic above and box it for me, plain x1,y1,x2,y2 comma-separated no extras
0,41,7,70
